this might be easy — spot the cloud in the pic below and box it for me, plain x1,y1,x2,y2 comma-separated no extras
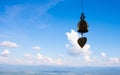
65,29,120,66
66,29,92,62
109,57,119,64
0,41,19,48
101,52,106,57
83,55,92,62
1,49,10,57
0,57,8,63
10,52,63,65
32,46,41,51
65,29,119,66
0,49,10,63
66,29,80,48
24,53,32,59
36,53,62,65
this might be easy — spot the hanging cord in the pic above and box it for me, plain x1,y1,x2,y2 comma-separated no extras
81,33,83,37
80,0,85,20
81,0,84,13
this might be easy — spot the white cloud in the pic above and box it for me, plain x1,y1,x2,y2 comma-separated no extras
10,57,34,65
66,29,92,62
0,49,10,63
65,29,120,66
0,41,19,48
36,53,43,59
83,55,92,62
109,57,119,64
101,52,106,57
66,29,80,48
35,53,63,65
24,53,32,59
0,56,8,63
32,46,41,51
12,53,63,65
1,49,10,57
66,30,96,64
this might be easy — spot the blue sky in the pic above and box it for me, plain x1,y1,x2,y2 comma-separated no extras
0,0,120,66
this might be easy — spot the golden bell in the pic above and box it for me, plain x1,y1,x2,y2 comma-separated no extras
77,20,88,33
77,13,88,33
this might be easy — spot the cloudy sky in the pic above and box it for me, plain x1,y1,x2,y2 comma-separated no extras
0,0,120,66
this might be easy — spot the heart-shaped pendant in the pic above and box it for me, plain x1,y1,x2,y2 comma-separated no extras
78,37,87,48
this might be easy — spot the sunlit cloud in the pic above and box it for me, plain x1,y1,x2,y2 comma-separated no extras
65,29,120,66
32,46,41,51
10,53,63,65
24,53,33,59
1,49,10,57
0,49,10,63
66,29,92,62
101,52,106,57
36,53,63,65
0,57,8,63
0,41,19,48
109,57,119,64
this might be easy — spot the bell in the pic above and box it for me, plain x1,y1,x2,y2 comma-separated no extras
77,13,88,33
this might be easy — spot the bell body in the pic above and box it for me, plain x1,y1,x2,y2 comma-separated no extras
77,20,88,33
